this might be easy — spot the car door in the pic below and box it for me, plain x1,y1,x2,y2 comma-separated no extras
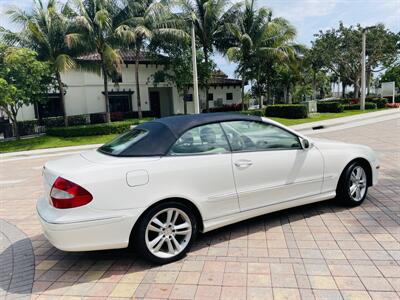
220,120,324,211
160,123,239,219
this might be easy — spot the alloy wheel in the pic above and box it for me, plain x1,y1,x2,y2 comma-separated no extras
348,166,367,202
145,208,192,258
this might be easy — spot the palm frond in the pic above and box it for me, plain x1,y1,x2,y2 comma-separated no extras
54,54,77,72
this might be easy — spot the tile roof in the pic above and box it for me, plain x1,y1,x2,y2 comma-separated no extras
77,49,163,63
77,50,243,86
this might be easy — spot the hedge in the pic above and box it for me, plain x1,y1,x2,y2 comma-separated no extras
241,109,264,116
17,120,39,136
208,103,246,112
368,98,387,109
343,102,377,110
317,102,344,113
47,120,141,137
68,114,88,126
384,95,400,103
265,105,307,119
42,116,64,127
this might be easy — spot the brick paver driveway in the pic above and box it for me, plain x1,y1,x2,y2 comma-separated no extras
1,119,399,300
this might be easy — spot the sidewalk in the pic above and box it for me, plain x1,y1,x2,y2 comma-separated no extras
1,108,399,161
291,108,399,132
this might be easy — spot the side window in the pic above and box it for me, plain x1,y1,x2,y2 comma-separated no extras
221,121,301,151
169,123,230,155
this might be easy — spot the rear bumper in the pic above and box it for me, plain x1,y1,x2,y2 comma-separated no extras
36,197,141,251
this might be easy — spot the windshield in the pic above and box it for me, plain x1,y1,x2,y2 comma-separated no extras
98,129,148,156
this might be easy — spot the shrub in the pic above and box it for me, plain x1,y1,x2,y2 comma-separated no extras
110,112,124,122
317,102,344,113
343,102,377,110
42,116,65,127
17,120,38,136
335,98,351,105
121,111,157,118
47,120,142,137
265,104,307,119
386,103,400,108
89,113,107,124
68,114,88,126
46,118,152,137
369,98,387,108
241,109,264,116
208,103,247,112
383,95,400,103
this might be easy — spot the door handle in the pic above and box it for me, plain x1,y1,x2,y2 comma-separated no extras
234,160,253,167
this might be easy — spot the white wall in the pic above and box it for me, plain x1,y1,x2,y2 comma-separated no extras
187,85,242,112
16,63,243,120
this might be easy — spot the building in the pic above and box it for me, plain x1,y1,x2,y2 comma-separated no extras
15,50,244,121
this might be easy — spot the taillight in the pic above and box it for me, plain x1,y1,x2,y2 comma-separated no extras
50,177,93,209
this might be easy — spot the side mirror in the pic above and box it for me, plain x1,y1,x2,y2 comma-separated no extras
300,138,311,149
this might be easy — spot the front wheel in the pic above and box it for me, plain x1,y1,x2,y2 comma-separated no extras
336,162,369,206
134,202,197,264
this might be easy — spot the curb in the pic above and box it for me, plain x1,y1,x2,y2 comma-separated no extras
291,108,399,132
0,143,102,159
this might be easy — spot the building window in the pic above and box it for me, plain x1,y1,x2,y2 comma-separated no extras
226,93,233,101
36,95,63,118
208,93,214,101
109,95,131,112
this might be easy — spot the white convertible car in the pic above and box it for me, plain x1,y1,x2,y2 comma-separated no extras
37,113,379,263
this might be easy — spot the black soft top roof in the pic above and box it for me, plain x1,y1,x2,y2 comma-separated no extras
102,113,263,157
152,113,262,137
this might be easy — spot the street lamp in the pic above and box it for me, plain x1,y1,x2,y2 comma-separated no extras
191,15,200,114
360,25,376,110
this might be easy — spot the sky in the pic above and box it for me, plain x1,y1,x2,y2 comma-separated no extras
1,0,399,78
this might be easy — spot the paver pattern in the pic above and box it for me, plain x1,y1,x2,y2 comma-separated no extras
0,118,399,300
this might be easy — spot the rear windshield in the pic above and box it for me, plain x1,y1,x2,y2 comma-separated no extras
98,129,148,155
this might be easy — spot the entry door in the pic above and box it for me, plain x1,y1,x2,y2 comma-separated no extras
149,91,161,118
221,121,324,211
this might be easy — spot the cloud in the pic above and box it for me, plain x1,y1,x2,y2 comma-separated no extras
260,0,338,22
0,0,31,30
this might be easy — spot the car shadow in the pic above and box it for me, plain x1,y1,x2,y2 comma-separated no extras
0,198,362,295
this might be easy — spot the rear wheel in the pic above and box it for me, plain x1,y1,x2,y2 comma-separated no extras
336,162,368,206
134,201,197,264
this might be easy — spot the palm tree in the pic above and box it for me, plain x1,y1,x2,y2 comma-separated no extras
115,0,187,119
66,0,122,123
224,0,299,107
2,0,76,126
179,0,240,111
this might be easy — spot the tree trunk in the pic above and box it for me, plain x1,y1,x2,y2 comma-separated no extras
257,68,263,109
183,86,188,115
354,77,360,99
55,71,68,126
10,108,20,140
241,78,245,111
100,54,111,123
342,82,346,98
366,68,371,95
203,48,210,112
312,71,317,100
135,49,142,119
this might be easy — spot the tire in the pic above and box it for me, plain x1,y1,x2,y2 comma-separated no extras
336,162,369,207
134,201,197,264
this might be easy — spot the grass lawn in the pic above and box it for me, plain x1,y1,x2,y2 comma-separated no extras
0,134,118,153
0,109,385,153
